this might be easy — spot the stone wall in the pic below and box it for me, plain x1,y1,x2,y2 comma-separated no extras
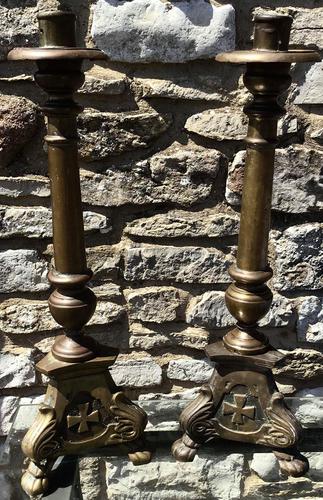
0,0,322,496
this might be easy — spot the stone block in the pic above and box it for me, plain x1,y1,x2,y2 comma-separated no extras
86,245,122,282
0,350,35,389
0,95,39,167
295,62,323,105
125,208,239,239
78,110,172,161
104,451,244,500
185,108,248,141
124,245,232,284
92,1,235,63
0,175,49,199
110,358,162,388
273,223,323,292
125,287,187,323
80,65,126,96
186,292,294,330
0,249,49,293
296,296,323,343
167,358,214,384
250,453,280,482
226,147,322,212
274,349,323,381
134,61,241,102
0,206,111,238
0,6,38,60
0,396,18,436
129,322,209,351
80,145,222,208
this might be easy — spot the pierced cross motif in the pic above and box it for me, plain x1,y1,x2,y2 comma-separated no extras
223,394,255,425
67,403,100,433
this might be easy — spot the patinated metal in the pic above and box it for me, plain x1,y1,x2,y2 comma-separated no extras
172,14,320,476
8,11,151,497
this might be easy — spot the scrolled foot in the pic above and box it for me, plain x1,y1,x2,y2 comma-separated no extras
172,434,200,462
127,438,153,466
274,449,309,478
21,460,50,497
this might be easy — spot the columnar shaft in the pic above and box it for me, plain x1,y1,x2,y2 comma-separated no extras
224,17,293,355
34,13,97,362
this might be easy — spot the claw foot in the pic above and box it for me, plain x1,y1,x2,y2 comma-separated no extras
127,438,153,466
21,460,50,497
274,449,309,478
172,434,199,462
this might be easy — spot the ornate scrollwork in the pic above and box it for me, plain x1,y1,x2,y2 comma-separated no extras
110,392,148,443
21,405,62,463
259,392,301,448
182,386,217,444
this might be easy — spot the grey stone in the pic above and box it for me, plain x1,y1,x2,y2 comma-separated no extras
259,294,295,328
167,358,214,384
226,147,322,212
0,473,12,500
0,396,18,436
293,398,323,428
250,453,280,482
186,291,234,329
91,283,122,301
290,8,323,50
86,245,122,282
129,322,209,351
295,387,323,398
0,95,39,167
0,299,54,335
0,249,49,293
296,296,323,343
78,110,172,161
80,146,222,207
110,358,162,388
0,351,35,389
306,453,323,482
0,206,111,238
0,175,49,198
125,287,187,323
277,115,299,136
125,209,239,239
185,108,248,141
92,1,235,63
273,223,323,292
295,63,323,105
91,301,125,326
274,349,323,381
124,245,232,284
105,451,244,500
135,61,240,102
0,297,125,335
186,292,293,330
0,6,38,60
79,457,105,500
80,65,126,95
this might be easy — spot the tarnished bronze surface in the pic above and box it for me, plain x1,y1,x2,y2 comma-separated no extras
173,14,320,477
8,11,151,498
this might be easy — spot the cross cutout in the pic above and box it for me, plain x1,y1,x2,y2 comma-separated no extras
67,403,100,433
222,394,255,425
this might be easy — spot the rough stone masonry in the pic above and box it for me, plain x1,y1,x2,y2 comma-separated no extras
0,1,322,499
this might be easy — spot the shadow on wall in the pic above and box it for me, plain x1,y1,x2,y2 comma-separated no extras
104,0,214,27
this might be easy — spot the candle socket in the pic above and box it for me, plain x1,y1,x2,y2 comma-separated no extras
172,14,320,477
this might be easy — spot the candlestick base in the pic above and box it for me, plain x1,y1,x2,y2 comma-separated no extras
172,340,308,478
21,348,151,497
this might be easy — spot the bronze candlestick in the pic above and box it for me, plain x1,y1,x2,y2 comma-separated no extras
172,15,320,476
8,11,151,497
